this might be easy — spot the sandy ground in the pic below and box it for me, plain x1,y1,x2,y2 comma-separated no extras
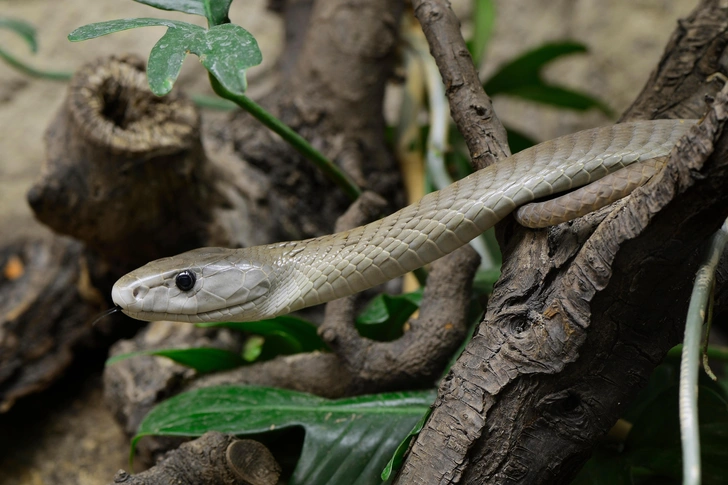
0,0,695,483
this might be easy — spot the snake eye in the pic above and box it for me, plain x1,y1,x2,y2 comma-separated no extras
175,270,196,291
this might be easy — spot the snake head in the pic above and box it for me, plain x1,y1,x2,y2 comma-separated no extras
111,247,277,323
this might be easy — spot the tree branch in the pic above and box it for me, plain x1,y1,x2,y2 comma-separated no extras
411,0,510,170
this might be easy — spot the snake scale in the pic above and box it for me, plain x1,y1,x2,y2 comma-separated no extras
112,119,696,323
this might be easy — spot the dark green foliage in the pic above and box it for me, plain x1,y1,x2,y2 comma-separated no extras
356,290,424,341
134,386,436,485
484,41,612,115
197,316,328,362
573,358,728,484
106,347,245,373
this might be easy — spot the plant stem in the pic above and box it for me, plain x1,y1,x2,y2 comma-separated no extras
678,217,728,485
190,94,237,111
210,75,362,201
0,47,72,81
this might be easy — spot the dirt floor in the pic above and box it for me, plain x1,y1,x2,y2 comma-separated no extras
0,0,695,483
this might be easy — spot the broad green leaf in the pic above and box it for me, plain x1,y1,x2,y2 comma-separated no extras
106,347,244,373
484,41,612,115
69,19,261,96
197,315,327,354
381,408,431,480
356,290,423,341
485,41,587,93
134,386,436,485
133,0,233,25
467,0,495,67
0,17,37,52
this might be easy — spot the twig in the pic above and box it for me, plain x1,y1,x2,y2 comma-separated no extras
411,0,510,169
210,75,362,201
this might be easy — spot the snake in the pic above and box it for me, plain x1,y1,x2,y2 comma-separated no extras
111,119,696,323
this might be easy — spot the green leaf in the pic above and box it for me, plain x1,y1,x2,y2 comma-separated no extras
106,347,245,373
133,0,232,25
504,125,538,154
69,19,261,96
472,268,501,297
69,18,181,41
134,386,436,485
467,0,496,67
485,41,587,93
243,332,305,362
0,17,38,52
381,408,432,480
355,290,424,341
242,335,266,362
195,23,262,95
484,41,612,115
504,84,612,113
197,315,327,354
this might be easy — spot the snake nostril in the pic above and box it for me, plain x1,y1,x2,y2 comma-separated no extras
133,287,141,299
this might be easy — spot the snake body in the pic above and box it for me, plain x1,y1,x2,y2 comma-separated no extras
112,120,695,323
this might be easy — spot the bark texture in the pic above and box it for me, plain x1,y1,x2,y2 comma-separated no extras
28,55,209,273
220,0,404,242
396,1,728,483
109,432,280,485
0,236,99,412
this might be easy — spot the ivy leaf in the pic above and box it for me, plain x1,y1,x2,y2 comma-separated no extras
134,386,436,485
106,347,245,373
69,18,261,96
484,41,612,115
133,0,232,25
0,17,38,52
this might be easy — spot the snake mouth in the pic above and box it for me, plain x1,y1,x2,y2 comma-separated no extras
119,296,272,324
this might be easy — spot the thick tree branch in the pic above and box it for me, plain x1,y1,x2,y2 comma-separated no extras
411,0,510,170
